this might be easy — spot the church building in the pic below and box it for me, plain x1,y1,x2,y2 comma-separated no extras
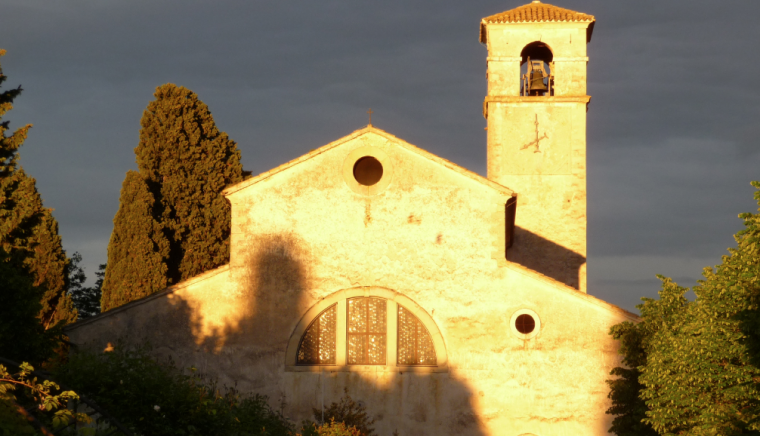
67,2,638,435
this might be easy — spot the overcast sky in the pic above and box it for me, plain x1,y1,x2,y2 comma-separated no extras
2,0,759,313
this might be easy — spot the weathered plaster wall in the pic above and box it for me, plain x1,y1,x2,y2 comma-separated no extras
68,129,635,436
486,100,588,291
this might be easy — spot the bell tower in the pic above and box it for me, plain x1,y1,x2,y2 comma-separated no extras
481,1,595,292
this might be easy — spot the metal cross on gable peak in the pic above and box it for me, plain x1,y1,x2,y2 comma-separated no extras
367,108,373,126
521,114,548,153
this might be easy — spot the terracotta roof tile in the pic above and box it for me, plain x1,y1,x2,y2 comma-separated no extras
482,1,594,25
480,1,595,43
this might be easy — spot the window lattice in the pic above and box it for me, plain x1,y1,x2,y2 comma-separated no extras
347,297,386,365
397,305,436,365
297,304,337,365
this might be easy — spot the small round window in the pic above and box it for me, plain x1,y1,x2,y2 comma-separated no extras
510,309,540,339
353,156,383,186
515,314,535,334
342,146,393,195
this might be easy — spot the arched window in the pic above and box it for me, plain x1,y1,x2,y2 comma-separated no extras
347,297,387,365
296,304,337,365
520,41,554,96
397,305,436,365
288,287,447,372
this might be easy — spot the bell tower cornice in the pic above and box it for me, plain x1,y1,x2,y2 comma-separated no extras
483,95,591,119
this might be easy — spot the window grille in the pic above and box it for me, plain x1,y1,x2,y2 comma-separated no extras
397,305,436,365
347,297,387,365
297,304,337,365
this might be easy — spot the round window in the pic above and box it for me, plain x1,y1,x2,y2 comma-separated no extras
510,309,540,339
514,314,535,334
342,146,393,195
353,156,383,186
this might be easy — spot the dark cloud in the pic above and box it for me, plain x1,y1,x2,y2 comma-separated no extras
2,0,759,312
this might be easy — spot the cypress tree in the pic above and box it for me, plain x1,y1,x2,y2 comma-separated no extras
102,84,245,310
135,84,244,284
0,250,58,365
0,50,27,171
0,49,76,329
101,171,169,312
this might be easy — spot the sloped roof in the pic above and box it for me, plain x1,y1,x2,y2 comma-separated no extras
483,1,594,24
223,126,515,198
480,1,595,43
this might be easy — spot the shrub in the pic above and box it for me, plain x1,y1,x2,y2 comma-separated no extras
311,389,375,436
0,362,88,435
300,419,362,436
56,344,293,436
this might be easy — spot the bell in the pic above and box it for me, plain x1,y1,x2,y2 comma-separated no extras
529,71,548,93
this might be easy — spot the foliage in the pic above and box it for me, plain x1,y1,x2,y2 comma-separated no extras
312,389,375,436
0,362,89,435
101,171,169,312
56,345,294,436
0,48,76,329
638,181,760,435
0,49,28,173
0,251,60,366
102,84,245,310
606,276,688,436
300,420,363,436
135,83,244,283
608,181,760,436
67,252,103,319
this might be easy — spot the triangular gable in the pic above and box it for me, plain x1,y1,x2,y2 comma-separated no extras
222,126,514,198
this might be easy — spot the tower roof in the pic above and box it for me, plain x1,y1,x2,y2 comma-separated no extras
480,1,595,43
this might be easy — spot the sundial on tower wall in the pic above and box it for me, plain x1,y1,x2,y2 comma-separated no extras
493,108,572,176
521,114,548,153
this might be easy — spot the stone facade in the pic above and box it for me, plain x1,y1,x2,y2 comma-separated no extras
66,3,638,435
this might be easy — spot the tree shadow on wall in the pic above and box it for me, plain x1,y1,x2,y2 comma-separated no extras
83,233,489,436
508,226,586,290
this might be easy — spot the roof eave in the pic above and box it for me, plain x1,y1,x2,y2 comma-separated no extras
480,18,596,45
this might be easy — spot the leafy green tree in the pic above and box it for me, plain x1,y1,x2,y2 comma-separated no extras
67,252,103,319
606,276,688,436
135,83,244,283
636,181,760,435
0,362,88,434
0,49,75,329
101,171,169,312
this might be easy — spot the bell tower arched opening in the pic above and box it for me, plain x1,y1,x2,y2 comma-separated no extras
520,42,554,96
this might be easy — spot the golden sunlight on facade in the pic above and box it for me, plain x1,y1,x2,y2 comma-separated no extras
66,2,638,435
